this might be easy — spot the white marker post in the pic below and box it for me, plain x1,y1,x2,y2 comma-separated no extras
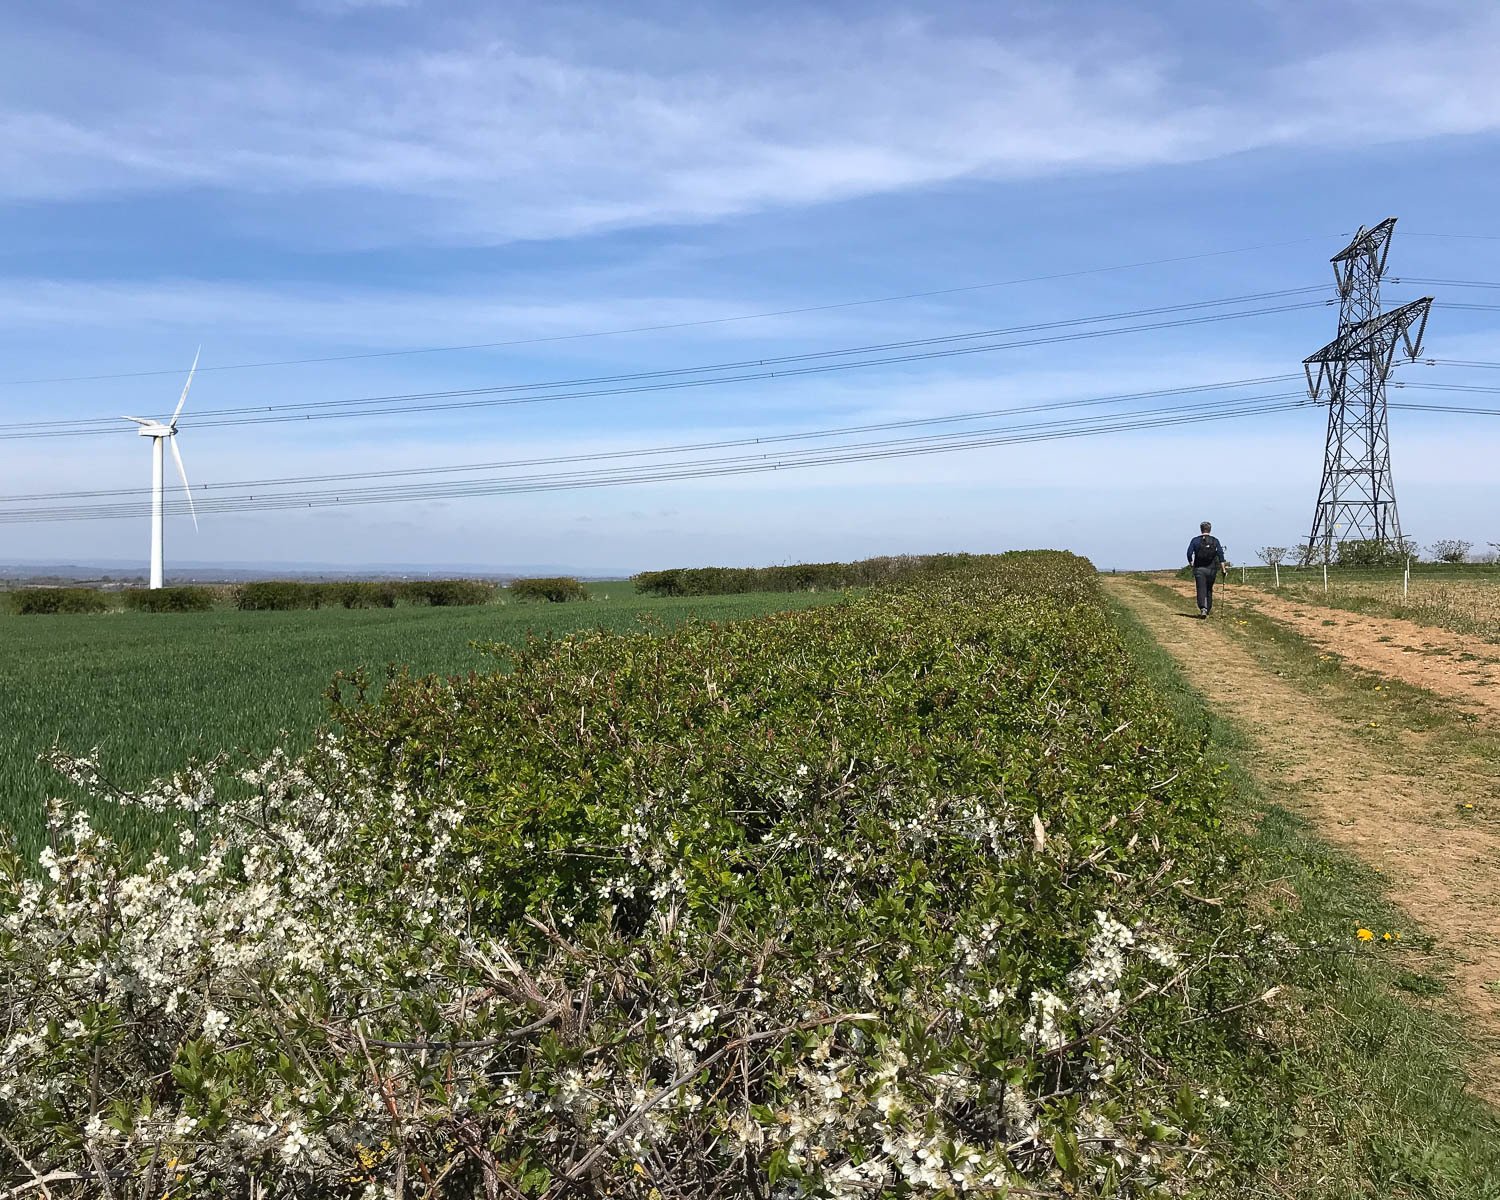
1323,562,1328,593
1274,562,1280,588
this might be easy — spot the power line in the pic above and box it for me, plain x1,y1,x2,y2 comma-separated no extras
5,286,1322,432
1389,401,1500,416
1393,382,1500,394
0,375,1302,503
0,236,1338,388
5,295,1330,441
7,288,1324,434
1391,277,1500,289
0,394,1311,524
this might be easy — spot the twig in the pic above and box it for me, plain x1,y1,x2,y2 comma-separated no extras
1022,960,1199,1066
0,1130,64,1200
563,1012,875,1183
360,1010,560,1051
0,1173,79,1200
1181,986,1283,1025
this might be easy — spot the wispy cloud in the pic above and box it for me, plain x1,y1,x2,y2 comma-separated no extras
4,5,1498,245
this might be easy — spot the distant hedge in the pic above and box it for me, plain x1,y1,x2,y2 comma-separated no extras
7,587,110,615
324,582,399,609
233,579,494,611
632,553,987,597
395,579,495,607
122,586,216,613
233,581,327,611
508,576,588,603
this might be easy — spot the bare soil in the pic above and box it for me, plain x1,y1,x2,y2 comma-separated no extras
1107,576,1500,1096
1161,576,1500,724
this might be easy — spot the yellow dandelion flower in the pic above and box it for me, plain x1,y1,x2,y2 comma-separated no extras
1382,932,1392,941
1356,928,1375,941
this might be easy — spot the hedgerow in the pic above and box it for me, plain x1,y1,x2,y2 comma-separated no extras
122,586,217,613
395,579,495,607
232,579,494,610
509,576,589,603
233,580,328,611
324,582,399,610
1,551,1281,1197
6,587,111,615
632,553,983,596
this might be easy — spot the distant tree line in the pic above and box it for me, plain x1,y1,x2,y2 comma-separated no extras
1253,538,1499,569
631,553,989,597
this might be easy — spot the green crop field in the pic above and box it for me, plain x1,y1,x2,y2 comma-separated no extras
0,584,845,856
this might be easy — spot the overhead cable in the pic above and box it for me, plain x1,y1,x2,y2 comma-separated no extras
5,295,1330,441
0,375,1303,504
0,394,1310,524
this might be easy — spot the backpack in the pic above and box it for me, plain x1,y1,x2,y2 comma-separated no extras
1195,535,1222,567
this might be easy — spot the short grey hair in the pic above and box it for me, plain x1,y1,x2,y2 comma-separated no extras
1200,520,1212,532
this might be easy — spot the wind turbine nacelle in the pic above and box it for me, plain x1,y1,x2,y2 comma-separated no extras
136,423,173,438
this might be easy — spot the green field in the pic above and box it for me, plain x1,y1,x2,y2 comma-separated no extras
0,585,845,856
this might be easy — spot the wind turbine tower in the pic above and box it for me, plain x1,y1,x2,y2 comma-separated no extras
122,350,201,588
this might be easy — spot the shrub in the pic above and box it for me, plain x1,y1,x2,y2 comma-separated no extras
1334,539,1411,568
1427,539,1472,564
631,553,991,596
3,551,1283,1196
233,580,327,610
1256,546,1288,568
395,578,495,606
509,575,589,603
121,586,216,613
323,581,398,609
6,587,110,615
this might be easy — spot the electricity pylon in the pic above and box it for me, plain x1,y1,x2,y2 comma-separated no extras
1303,219,1432,563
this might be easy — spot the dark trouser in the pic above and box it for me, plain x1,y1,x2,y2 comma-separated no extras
1193,566,1219,614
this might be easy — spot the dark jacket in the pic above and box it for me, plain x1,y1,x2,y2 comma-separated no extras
1187,535,1226,568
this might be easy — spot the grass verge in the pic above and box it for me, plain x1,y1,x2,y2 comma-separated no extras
1106,588,1500,1200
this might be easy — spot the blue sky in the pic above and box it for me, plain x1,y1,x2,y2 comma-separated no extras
2,0,1497,572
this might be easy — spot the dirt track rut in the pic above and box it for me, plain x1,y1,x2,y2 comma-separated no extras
1161,577,1500,724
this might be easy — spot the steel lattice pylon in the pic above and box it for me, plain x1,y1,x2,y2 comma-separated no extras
1303,219,1432,563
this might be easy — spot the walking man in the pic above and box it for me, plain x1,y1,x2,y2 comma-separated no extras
1186,520,1228,618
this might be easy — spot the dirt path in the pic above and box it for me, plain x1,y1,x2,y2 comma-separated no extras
1157,576,1500,724
1106,576,1500,1091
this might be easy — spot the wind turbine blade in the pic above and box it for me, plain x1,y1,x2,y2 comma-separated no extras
169,435,199,531
170,346,200,428
122,416,153,425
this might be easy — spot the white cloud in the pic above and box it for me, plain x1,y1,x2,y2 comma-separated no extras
3,6,1499,244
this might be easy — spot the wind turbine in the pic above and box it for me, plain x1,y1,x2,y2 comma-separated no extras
123,349,201,589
